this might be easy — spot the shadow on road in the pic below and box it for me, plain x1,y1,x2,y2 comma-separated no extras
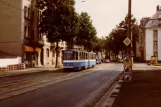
112,70,161,107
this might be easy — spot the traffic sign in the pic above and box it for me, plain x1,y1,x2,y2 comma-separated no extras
123,54,132,82
123,37,131,46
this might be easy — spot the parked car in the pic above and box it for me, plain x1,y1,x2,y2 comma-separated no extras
105,59,110,63
96,59,101,64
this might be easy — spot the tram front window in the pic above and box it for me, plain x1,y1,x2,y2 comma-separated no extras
64,51,73,60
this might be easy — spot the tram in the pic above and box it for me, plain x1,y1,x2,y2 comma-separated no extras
63,49,96,71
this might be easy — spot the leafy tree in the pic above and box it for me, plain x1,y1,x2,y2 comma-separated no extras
76,12,97,51
36,0,79,67
93,37,106,52
106,15,139,60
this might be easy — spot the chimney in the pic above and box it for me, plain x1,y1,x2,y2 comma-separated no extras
157,5,159,11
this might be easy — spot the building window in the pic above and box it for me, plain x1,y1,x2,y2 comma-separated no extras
46,49,49,57
38,10,42,21
154,52,158,57
24,6,30,19
24,6,28,18
39,29,43,39
28,7,30,19
24,26,29,38
153,30,158,40
153,41,158,47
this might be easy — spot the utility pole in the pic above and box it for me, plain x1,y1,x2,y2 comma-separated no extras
123,0,132,82
128,0,131,42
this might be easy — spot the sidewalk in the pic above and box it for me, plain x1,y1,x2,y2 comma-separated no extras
133,63,161,70
0,66,61,78
111,64,161,107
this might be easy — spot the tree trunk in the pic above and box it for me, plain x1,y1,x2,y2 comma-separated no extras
55,42,59,68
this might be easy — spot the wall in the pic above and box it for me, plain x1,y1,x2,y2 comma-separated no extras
0,57,21,67
158,29,161,60
0,0,22,56
145,28,153,60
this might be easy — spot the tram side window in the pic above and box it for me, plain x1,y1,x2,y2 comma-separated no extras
76,52,78,60
73,51,75,60
88,53,89,59
78,52,81,60
93,54,96,59
82,52,85,60
85,53,87,60
88,53,91,60
90,54,92,59
81,52,82,60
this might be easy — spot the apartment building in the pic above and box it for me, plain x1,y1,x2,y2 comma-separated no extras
0,0,66,67
145,5,161,62
137,17,150,61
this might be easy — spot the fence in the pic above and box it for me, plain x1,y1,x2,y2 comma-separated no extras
0,63,25,72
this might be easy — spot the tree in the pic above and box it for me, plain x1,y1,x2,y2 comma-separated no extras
36,0,79,67
106,15,139,60
76,12,97,51
93,37,106,52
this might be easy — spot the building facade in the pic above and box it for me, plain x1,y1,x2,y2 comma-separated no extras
145,5,161,62
0,0,66,67
137,17,150,61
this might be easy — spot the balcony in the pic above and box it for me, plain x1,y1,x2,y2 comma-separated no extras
37,40,44,45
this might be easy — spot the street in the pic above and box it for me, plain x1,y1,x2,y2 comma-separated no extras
0,63,123,107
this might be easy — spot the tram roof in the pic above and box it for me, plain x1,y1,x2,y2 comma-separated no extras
64,49,96,53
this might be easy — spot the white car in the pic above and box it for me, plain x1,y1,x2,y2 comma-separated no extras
105,59,110,63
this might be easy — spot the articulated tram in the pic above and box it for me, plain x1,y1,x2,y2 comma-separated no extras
63,49,96,71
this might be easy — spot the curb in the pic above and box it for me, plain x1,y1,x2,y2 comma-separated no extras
0,68,62,78
94,72,123,107
82,72,123,107
100,74,123,107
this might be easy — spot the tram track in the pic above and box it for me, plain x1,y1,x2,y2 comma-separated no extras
0,64,113,101
0,73,68,88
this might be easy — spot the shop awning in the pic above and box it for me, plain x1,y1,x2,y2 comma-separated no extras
24,46,34,52
35,48,41,52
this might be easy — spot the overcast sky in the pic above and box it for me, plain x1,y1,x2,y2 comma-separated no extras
75,0,161,37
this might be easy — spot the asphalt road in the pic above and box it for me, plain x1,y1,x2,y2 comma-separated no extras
0,63,123,107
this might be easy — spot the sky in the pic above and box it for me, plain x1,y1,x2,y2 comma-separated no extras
75,0,161,37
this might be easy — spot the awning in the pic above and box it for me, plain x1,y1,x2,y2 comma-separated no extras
24,46,34,52
35,48,41,52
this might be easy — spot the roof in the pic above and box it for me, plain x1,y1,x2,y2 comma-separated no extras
150,10,161,19
146,20,161,28
146,10,161,28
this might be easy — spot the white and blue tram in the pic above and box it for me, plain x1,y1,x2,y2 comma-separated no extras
63,49,96,71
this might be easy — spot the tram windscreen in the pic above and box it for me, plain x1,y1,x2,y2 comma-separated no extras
64,51,73,60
